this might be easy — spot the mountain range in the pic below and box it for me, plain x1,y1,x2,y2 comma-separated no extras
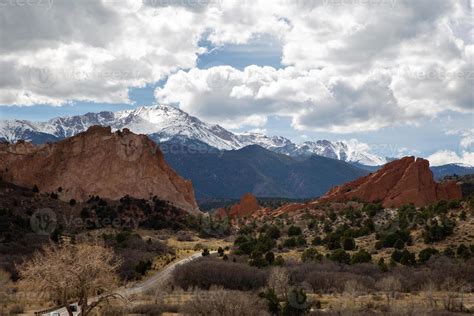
162,143,368,200
0,104,386,166
1,105,472,200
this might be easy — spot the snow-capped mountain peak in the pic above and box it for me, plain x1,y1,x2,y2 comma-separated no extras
236,132,294,149
0,104,386,166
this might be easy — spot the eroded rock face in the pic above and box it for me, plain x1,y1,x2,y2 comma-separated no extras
216,193,261,219
0,126,200,214
320,156,462,207
229,193,260,218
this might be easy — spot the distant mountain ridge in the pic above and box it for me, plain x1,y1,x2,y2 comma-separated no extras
431,163,474,180
0,104,386,166
161,143,369,200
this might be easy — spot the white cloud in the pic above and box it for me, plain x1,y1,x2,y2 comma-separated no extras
426,150,474,166
153,0,471,132
461,134,474,149
155,65,418,132
458,129,474,149
445,128,474,149
0,0,208,105
0,0,471,135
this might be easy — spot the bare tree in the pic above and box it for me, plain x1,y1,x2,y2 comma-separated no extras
18,242,122,316
267,267,290,300
423,279,437,309
182,288,268,316
344,279,364,300
376,276,401,307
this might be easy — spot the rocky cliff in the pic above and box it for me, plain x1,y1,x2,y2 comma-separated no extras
216,193,261,218
0,126,200,214
320,156,462,207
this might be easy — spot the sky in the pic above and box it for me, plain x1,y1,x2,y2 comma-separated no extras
0,0,472,165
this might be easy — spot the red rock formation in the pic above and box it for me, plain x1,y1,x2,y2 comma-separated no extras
320,156,462,208
215,193,261,219
0,126,200,214
230,193,260,217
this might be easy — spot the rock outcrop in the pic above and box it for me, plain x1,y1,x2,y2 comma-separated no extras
320,156,462,207
216,193,261,218
0,126,200,214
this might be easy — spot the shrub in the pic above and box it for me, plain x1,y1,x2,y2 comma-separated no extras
260,288,280,315
329,249,351,265
393,239,405,250
265,252,275,265
423,217,455,243
282,288,310,315
301,248,322,262
362,202,383,217
274,255,285,266
447,200,461,209
400,250,416,266
288,225,302,236
351,249,372,264
234,234,275,255
182,289,268,316
325,234,342,250
418,247,439,263
312,236,322,246
249,253,269,268
173,258,268,291
342,237,356,251
283,236,305,248
377,230,412,249
266,225,281,239
131,303,178,315
135,260,152,276
443,247,455,258
377,258,388,272
391,250,403,263
456,244,471,260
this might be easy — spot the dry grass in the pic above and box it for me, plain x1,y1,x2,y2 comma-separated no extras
308,291,474,314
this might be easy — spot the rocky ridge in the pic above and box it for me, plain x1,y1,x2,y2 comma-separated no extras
0,126,200,214
320,156,462,207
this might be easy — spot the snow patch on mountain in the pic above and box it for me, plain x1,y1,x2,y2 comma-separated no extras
0,104,387,166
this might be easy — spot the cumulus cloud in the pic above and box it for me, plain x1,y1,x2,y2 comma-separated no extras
0,0,471,136
153,0,471,132
426,150,474,166
154,65,439,132
0,0,207,105
445,128,474,149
